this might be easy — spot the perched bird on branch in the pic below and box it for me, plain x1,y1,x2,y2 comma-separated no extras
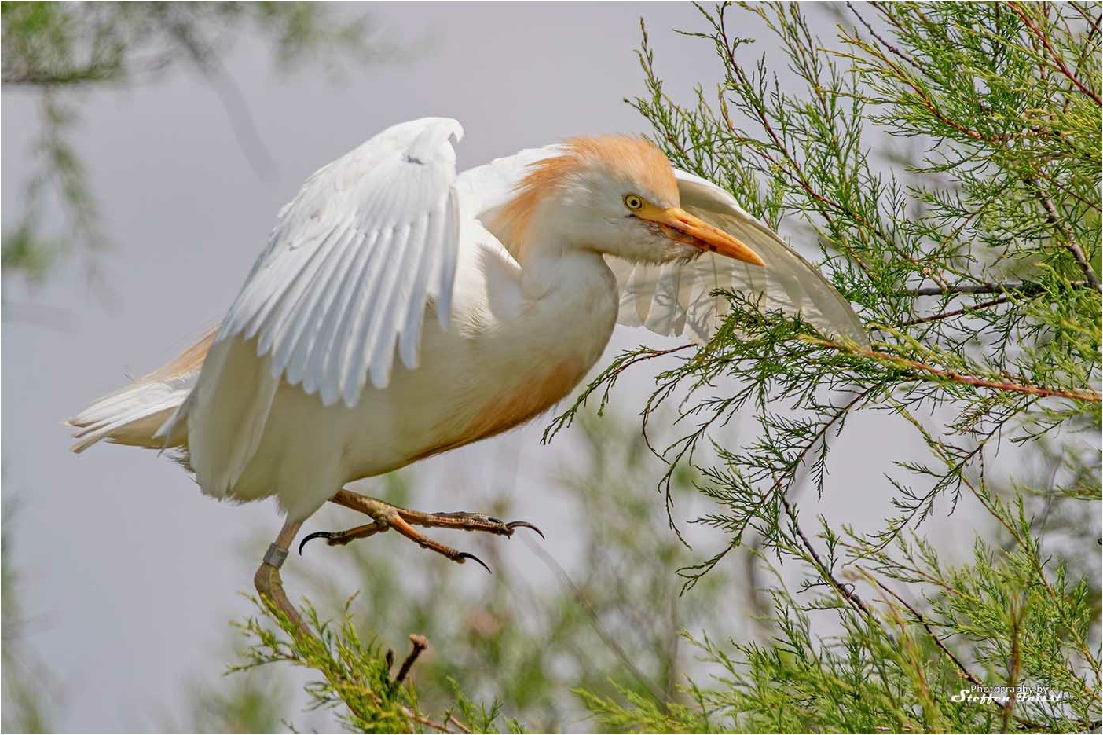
68,117,865,630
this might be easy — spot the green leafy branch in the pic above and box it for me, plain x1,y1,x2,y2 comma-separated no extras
235,595,512,734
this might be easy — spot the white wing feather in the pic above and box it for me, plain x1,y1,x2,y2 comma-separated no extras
608,170,868,347
217,117,465,408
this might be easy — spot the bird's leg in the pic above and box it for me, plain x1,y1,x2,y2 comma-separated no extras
298,489,542,571
254,518,309,639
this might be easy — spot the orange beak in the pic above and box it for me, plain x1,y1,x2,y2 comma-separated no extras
639,206,765,266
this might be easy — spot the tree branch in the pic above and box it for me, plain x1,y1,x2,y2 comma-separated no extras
1007,1,1103,106
905,280,1093,297
1026,178,1103,291
803,336,1103,403
780,493,878,622
392,634,428,687
900,295,1012,327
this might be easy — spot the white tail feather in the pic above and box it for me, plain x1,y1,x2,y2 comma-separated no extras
68,377,193,453
67,326,216,453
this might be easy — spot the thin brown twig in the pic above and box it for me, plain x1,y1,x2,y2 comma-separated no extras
1036,167,1102,213
847,2,923,73
840,24,1006,144
401,697,462,732
869,577,983,687
900,295,1012,327
393,634,429,686
713,12,891,281
905,280,1092,297
764,389,880,625
1026,178,1103,291
446,714,473,734
733,391,874,623
1006,1,1103,106
611,344,696,380
802,336,1103,403
405,710,458,734
779,492,880,624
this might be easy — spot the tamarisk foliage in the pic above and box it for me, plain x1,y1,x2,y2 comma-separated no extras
566,3,1100,732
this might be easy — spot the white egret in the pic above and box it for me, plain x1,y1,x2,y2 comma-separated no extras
69,117,866,628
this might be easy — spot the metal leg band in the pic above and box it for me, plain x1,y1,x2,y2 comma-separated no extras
262,543,289,569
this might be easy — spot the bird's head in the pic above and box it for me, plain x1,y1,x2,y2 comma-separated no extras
491,136,764,267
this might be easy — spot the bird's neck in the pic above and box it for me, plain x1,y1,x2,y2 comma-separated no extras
486,192,615,300
516,227,613,302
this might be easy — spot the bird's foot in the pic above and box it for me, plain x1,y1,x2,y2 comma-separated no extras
382,508,545,539
298,490,544,572
299,520,389,550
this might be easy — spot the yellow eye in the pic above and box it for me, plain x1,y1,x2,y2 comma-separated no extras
623,194,644,211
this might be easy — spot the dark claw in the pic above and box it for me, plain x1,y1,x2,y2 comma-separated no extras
457,552,492,574
298,530,336,555
506,520,546,539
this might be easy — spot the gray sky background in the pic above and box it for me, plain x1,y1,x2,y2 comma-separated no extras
3,3,979,731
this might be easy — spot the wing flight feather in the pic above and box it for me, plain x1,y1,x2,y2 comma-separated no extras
216,117,465,408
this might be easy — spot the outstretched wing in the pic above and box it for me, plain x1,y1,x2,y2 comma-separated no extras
217,117,465,408
608,170,868,347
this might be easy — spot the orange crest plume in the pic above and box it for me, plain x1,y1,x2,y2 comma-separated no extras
492,136,678,261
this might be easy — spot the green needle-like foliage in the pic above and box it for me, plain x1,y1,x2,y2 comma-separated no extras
563,3,1099,732
235,598,514,734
